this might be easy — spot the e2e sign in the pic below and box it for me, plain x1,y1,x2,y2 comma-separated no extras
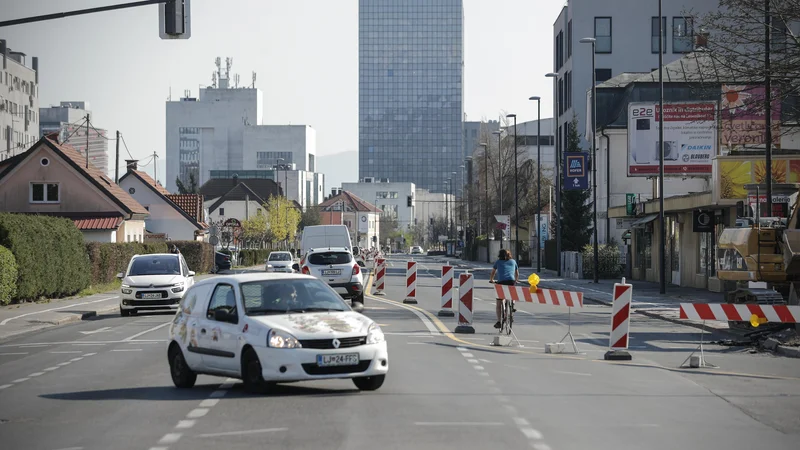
631,107,654,118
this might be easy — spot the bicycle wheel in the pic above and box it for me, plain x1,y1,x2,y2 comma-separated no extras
499,300,508,334
504,301,513,335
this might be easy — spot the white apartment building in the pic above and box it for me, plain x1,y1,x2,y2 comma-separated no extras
273,169,325,211
243,125,317,172
40,102,109,175
415,189,454,227
509,118,556,171
552,0,718,153
341,180,416,228
0,41,39,161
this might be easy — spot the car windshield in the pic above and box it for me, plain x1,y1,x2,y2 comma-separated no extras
308,251,352,265
269,253,292,261
240,279,348,315
128,256,181,276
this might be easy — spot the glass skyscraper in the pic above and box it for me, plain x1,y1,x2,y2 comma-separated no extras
359,0,464,194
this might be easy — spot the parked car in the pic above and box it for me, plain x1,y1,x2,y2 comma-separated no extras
298,247,365,305
266,251,295,273
213,252,232,273
410,246,424,255
118,253,195,316
166,273,388,393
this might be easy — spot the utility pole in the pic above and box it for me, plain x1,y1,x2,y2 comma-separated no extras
114,130,120,183
152,150,159,184
765,0,773,216
85,114,90,169
658,0,666,294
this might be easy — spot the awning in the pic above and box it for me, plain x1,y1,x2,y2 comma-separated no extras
631,214,658,228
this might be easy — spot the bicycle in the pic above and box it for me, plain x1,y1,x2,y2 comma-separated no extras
490,280,515,335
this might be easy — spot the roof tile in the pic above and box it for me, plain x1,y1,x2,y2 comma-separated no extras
319,191,381,213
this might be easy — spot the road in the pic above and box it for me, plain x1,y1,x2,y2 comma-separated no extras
0,255,798,450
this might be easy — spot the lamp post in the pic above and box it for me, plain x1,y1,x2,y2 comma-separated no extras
580,36,599,284
465,156,473,253
492,130,503,245
479,143,489,262
506,114,520,263
545,72,562,276
460,164,466,249
451,171,457,239
658,0,666,294
529,96,542,272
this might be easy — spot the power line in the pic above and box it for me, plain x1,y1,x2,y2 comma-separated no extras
119,133,134,160
61,117,88,143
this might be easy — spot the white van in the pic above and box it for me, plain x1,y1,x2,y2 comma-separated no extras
300,225,353,256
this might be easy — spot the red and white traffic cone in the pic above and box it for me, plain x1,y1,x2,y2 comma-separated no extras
438,265,455,317
454,273,475,334
404,261,418,304
373,258,386,296
605,277,633,361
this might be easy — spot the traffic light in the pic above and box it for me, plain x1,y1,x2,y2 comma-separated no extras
407,195,413,207
160,0,191,39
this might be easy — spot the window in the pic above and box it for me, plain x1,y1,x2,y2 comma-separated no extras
567,20,572,58
595,69,612,83
207,284,237,320
594,17,612,53
558,79,564,116
308,154,315,172
673,17,694,53
652,17,667,53
181,257,190,277
772,17,788,52
219,207,225,216
388,192,399,199
30,182,59,203
565,71,572,108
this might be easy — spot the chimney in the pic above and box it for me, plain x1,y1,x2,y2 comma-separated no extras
125,159,138,172
32,56,38,83
695,29,709,50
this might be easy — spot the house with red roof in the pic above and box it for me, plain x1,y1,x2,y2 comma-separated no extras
0,137,148,242
318,190,381,248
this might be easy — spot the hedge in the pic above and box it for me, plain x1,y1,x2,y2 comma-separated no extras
240,249,271,267
171,241,214,274
85,242,169,284
581,244,623,279
0,213,90,301
0,245,17,305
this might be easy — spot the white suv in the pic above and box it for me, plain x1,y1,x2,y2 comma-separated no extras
118,253,195,316
299,248,365,305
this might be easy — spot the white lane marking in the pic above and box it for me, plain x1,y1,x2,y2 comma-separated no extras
0,384,12,389
176,420,196,429
57,362,71,366
148,447,168,450
19,344,49,348
0,296,118,325
415,422,504,426
467,359,479,363
456,347,468,352
462,352,474,357
199,399,219,408
158,433,182,444
44,366,59,371
367,296,440,335
473,365,485,370
479,358,492,363
406,342,430,345
72,343,105,346
187,408,209,419
122,322,171,342
520,428,544,439
513,417,530,426
12,378,30,383
532,443,552,450
70,357,84,362
50,351,82,354
82,353,97,357
478,372,490,376
581,333,608,346
111,349,143,352
0,352,28,356
1,340,163,348
29,372,45,377
554,370,592,377
195,428,288,438
503,405,518,414
127,341,159,344
79,326,111,335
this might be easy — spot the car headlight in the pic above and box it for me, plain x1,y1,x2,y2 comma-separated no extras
121,284,132,294
171,282,184,293
266,264,273,269
268,329,302,349
366,323,385,344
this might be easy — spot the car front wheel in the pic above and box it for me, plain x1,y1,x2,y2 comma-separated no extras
353,374,385,391
242,348,269,394
169,346,197,389
120,308,130,317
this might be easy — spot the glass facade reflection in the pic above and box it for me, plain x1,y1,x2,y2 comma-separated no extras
359,0,464,194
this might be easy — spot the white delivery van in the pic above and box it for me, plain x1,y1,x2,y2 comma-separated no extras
300,225,353,256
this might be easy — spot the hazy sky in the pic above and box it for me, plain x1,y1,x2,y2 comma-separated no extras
3,0,564,182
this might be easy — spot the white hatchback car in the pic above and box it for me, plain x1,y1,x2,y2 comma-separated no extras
167,273,388,392
265,251,295,273
118,253,195,316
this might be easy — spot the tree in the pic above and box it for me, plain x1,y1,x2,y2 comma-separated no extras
266,196,301,243
379,214,400,243
240,213,269,248
299,206,321,230
558,115,594,252
175,172,199,194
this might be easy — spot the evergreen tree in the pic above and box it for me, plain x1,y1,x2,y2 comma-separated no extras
558,115,593,252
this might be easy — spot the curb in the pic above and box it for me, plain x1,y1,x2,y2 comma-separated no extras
0,302,122,344
775,345,800,358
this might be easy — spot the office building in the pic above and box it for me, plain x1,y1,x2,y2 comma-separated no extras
341,180,416,228
359,0,464,194
40,102,109,175
0,40,39,161
463,120,500,161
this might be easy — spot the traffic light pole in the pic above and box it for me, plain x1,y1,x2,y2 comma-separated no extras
0,0,170,28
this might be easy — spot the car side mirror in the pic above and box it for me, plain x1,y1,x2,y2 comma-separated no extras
351,302,365,313
188,271,195,277
116,272,124,279
214,309,238,324
292,263,300,272
357,261,365,268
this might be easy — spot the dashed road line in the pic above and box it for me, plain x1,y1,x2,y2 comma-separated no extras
194,428,288,438
0,352,29,356
0,384,12,390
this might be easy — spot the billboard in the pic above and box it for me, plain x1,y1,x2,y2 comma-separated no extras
720,85,781,152
563,153,588,190
627,101,718,177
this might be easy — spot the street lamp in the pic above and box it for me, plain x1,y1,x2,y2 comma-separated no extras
580,36,599,284
451,171,457,239
459,164,466,248
465,156,473,252
492,130,504,247
545,72,562,276
444,179,450,244
506,114,520,263
479,142,489,262
529,96,542,273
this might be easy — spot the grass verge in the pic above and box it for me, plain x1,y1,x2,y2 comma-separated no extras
77,280,121,297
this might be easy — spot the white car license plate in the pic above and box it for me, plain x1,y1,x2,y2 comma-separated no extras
141,293,161,299
317,353,359,367
322,269,341,276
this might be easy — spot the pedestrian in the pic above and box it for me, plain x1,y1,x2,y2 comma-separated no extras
488,248,519,329
170,244,181,254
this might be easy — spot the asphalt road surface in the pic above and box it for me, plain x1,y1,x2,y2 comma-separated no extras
1,255,798,450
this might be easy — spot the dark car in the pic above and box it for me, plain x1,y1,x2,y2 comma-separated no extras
213,252,232,273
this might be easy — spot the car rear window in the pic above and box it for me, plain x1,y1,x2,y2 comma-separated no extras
308,251,352,265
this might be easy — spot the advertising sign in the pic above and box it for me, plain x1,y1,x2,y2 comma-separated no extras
563,153,588,190
494,215,511,240
627,101,718,177
692,210,714,233
625,194,636,215
358,214,368,232
720,85,781,152
535,214,549,250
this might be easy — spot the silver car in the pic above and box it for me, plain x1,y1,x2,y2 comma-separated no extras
300,247,365,305
266,251,295,273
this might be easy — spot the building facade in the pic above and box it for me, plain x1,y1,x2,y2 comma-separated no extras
0,41,39,162
358,0,464,194
341,180,416,228
463,120,500,161
40,102,109,176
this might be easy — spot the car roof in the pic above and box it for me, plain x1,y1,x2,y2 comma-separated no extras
307,247,351,253
194,273,315,286
269,251,292,254
133,253,179,258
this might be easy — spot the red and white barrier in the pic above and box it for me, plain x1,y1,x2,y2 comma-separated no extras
608,279,633,352
455,273,475,334
373,258,386,296
438,265,455,317
679,303,800,323
493,284,583,308
404,261,418,304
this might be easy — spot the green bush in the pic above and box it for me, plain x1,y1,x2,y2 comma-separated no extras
581,244,622,279
85,242,169,284
0,245,17,305
0,213,90,301
172,241,214,273
240,249,270,267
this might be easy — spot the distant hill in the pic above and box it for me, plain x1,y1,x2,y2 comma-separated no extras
318,150,358,192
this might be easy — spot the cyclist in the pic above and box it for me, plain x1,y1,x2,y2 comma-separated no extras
489,248,519,329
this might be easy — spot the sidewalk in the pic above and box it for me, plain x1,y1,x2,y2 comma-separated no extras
0,265,265,342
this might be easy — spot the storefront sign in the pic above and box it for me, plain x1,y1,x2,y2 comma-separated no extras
747,194,792,204
692,210,714,233
627,101,718,177
563,153,588,190
616,219,635,230
625,194,636,215
720,85,781,152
